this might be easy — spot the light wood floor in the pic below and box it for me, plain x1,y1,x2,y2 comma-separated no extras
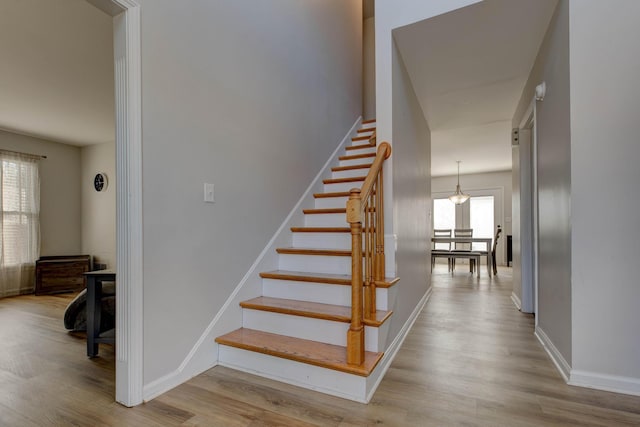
1,267,640,426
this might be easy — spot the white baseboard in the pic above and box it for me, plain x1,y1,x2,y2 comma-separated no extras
365,286,432,402
142,117,363,402
569,370,640,397
534,326,571,382
510,292,522,310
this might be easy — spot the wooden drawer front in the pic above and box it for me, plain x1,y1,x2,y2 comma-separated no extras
35,258,91,295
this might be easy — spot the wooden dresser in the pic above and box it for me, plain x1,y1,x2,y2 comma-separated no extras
35,255,92,295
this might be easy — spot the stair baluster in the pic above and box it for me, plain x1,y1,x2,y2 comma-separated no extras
345,140,391,366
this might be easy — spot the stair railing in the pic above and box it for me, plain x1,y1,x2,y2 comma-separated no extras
345,140,391,365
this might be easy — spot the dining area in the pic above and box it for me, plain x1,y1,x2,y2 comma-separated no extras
430,161,511,279
431,226,501,278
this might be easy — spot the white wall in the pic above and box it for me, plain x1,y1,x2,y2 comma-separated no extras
569,0,640,386
513,0,572,367
80,142,115,268
431,170,512,265
375,0,481,276
0,130,81,256
138,0,363,386
375,0,481,144
388,40,431,341
363,17,376,120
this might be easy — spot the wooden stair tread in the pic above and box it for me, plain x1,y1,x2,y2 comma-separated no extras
362,119,376,124
291,227,350,233
339,152,376,161
215,328,383,376
303,208,346,215
332,163,372,172
357,127,376,134
323,176,366,184
240,296,391,326
345,144,375,152
351,135,370,142
276,248,351,257
313,191,374,200
260,270,400,289
314,191,350,199
261,270,352,285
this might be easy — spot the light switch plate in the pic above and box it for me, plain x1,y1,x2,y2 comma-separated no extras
204,183,215,203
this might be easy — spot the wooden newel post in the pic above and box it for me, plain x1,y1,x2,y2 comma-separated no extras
347,189,364,366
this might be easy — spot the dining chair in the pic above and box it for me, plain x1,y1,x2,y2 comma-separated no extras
491,225,502,275
472,225,502,275
452,228,475,273
431,229,452,272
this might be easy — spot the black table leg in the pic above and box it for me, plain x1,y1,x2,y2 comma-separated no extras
86,277,101,357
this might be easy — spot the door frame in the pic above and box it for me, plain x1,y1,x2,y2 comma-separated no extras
519,99,539,319
87,0,143,407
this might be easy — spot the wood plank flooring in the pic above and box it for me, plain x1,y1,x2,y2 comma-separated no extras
1,267,640,426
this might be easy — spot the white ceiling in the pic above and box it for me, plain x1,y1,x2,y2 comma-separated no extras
0,0,114,146
0,0,556,162
393,0,558,177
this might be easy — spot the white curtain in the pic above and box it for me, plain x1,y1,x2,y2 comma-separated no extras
0,151,40,298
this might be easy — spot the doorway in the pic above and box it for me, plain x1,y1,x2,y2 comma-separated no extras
432,188,505,265
86,0,143,406
517,103,539,317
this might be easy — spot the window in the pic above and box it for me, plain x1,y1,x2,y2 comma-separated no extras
433,194,496,249
469,196,494,251
433,198,455,250
0,151,40,297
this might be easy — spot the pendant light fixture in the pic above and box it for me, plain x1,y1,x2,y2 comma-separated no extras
448,160,470,205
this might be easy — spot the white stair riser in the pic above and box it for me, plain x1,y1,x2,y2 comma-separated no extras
346,145,377,155
314,196,349,209
242,309,383,352
339,158,374,168
331,168,369,179
278,253,351,275
292,232,350,249
351,141,374,150
323,181,363,193
262,279,390,310
217,346,369,402
356,131,374,138
304,212,347,227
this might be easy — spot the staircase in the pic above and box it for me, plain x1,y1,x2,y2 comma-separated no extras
215,119,400,402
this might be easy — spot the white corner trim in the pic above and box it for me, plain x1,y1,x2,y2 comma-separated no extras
510,292,522,310
142,117,363,401
365,286,432,402
534,326,571,382
108,0,143,408
569,370,640,397
384,233,397,277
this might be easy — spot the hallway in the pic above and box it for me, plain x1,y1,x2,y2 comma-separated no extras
2,267,640,425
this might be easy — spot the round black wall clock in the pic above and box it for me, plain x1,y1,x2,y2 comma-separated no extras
93,172,108,192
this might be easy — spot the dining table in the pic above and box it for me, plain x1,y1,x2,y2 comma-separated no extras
431,237,493,277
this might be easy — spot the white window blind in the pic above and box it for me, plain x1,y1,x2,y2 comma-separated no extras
0,151,40,297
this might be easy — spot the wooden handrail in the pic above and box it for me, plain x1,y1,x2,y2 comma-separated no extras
345,141,391,366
